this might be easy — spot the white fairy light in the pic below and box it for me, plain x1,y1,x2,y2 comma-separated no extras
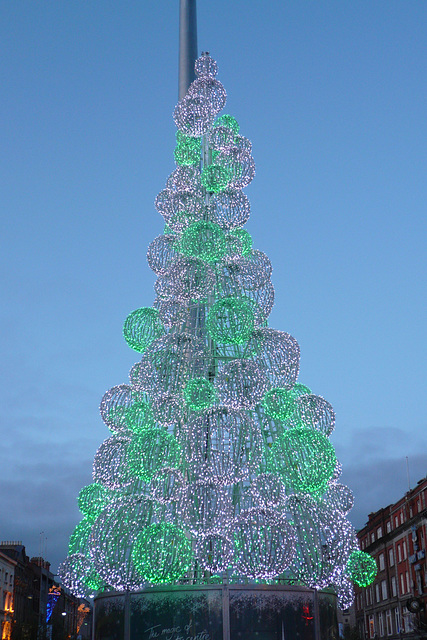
215,359,269,410
92,435,134,490
233,508,296,579
288,394,336,436
186,408,262,485
207,189,250,230
147,235,180,275
63,53,366,608
99,384,136,434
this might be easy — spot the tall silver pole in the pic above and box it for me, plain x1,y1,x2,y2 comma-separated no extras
178,0,198,100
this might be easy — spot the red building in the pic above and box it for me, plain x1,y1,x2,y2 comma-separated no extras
355,476,427,640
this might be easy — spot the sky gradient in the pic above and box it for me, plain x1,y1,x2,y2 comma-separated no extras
1,1,426,571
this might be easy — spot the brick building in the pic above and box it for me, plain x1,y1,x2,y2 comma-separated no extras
0,542,92,639
354,476,427,640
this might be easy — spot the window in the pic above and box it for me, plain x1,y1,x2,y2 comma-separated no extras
406,571,410,592
377,526,383,539
4,573,7,584
389,548,394,566
379,612,384,637
386,520,391,533
400,512,404,525
369,615,375,639
395,609,401,635
381,580,387,600
379,553,385,570
400,573,405,594
402,541,407,559
386,610,393,636
398,545,402,563
376,583,380,602
391,576,397,596
371,533,375,544
395,516,399,528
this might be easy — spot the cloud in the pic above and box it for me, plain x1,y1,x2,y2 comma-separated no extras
334,425,427,530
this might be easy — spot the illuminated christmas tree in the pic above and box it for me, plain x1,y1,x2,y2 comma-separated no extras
59,53,376,609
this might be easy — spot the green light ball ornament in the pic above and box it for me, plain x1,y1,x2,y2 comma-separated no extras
125,401,154,434
123,307,165,354
69,518,93,556
176,130,201,147
262,387,294,422
180,221,227,263
229,228,253,256
201,164,231,193
291,383,312,398
83,570,105,592
207,297,255,345
262,384,312,422
78,483,110,522
174,132,201,166
346,550,377,587
132,522,193,584
270,428,336,495
214,114,240,134
127,428,182,482
184,378,216,411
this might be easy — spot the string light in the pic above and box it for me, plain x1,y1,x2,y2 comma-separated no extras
58,554,92,598
215,359,269,409
201,164,231,193
207,297,255,345
214,114,240,134
346,550,377,587
174,131,201,166
288,394,335,436
62,53,372,608
77,483,110,522
233,508,296,579
180,220,227,263
261,387,294,422
127,428,182,482
195,54,218,79
125,400,154,434
185,408,262,485
183,378,216,411
207,189,250,230
147,235,180,276
229,228,253,256
269,428,336,496
132,523,193,584
123,307,165,354
195,533,233,574
68,518,93,556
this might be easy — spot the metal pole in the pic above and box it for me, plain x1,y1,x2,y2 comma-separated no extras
178,0,198,100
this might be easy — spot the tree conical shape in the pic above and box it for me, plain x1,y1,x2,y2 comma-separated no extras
59,54,376,609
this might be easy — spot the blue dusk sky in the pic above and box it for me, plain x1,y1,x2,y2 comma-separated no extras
0,1,426,571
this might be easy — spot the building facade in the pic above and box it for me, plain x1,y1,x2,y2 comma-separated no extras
0,542,92,639
0,550,16,640
355,476,427,640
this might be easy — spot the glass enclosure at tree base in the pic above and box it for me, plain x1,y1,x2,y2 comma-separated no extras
94,585,338,640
